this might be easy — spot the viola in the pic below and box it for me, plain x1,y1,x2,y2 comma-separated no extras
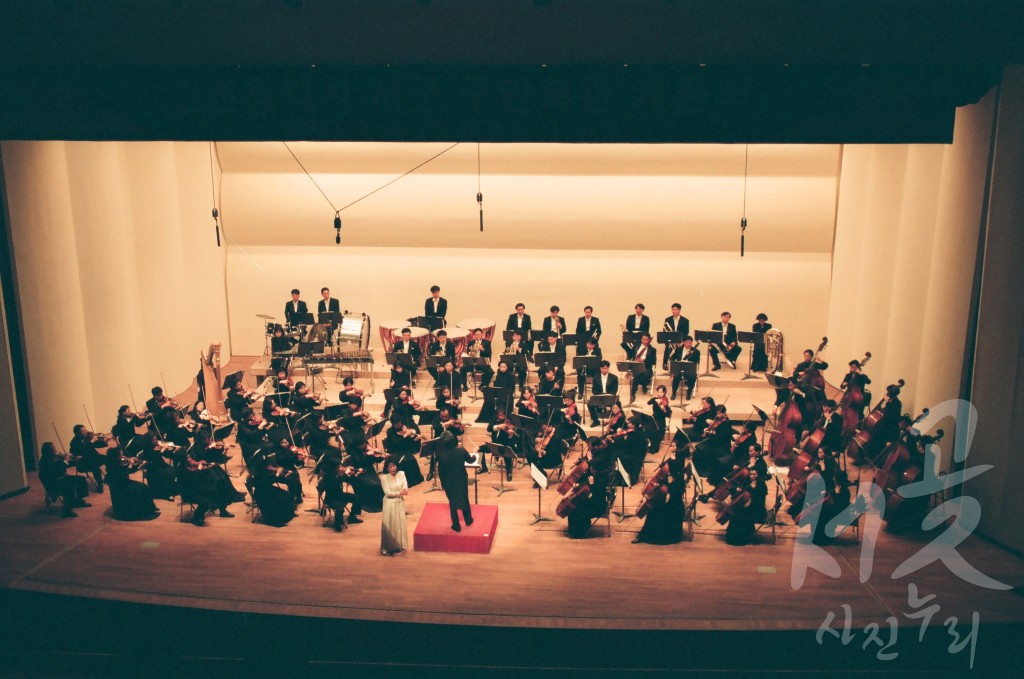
555,483,591,518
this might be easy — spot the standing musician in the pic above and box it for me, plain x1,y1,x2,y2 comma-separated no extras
427,330,457,381
424,285,447,327
588,360,620,422
70,424,110,493
283,288,308,329
459,327,493,390
620,303,650,359
393,327,423,369
505,303,534,355
542,306,566,339
575,305,602,351
318,286,341,344
502,329,529,390
661,303,690,371
750,313,772,372
39,442,91,517
629,333,657,403
708,311,741,370
669,335,700,400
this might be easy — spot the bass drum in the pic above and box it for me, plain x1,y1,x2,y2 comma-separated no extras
765,328,784,374
338,313,370,348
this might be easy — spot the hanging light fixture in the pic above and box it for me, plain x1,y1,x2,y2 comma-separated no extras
740,144,749,257
477,143,484,232
334,212,342,245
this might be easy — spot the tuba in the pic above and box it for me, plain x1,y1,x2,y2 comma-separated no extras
765,329,784,373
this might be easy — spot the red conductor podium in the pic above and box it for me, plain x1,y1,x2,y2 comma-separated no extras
413,503,499,554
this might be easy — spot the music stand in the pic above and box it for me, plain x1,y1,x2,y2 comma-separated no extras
694,330,722,378
561,333,578,350
536,395,562,421
498,353,528,391
485,443,517,496
656,331,683,365
293,312,315,327
616,360,647,404
533,351,563,373
461,356,489,402
386,352,415,369
297,341,325,357
529,463,553,525
621,331,643,357
630,409,661,456
612,458,635,522
419,438,444,494
588,393,616,424
411,316,444,332
670,360,698,406
738,331,764,381
572,356,601,423
417,409,440,430
479,386,511,424
319,311,343,345
509,412,538,442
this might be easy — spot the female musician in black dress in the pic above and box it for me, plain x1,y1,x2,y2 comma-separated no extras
633,445,689,545
750,313,772,372
38,442,91,517
383,420,425,487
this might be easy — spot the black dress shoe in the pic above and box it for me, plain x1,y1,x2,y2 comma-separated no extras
712,365,721,371
348,516,364,524
466,519,474,527
426,472,435,481
506,471,513,482
62,509,78,518
75,501,92,508
219,509,235,518
451,524,461,532
671,391,678,399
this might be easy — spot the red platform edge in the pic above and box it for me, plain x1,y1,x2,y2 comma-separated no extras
413,503,498,554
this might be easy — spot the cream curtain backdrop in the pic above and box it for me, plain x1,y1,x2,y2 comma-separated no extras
824,89,997,473
1,141,230,463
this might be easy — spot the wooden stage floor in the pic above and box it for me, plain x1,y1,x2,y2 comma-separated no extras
4,356,1024,635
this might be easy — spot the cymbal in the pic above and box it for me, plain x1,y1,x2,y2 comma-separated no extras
256,314,276,320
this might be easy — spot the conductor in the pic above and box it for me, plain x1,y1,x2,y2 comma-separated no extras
436,431,474,532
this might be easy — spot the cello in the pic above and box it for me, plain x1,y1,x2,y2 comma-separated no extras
839,352,872,438
636,484,668,519
555,483,591,518
769,382,804,467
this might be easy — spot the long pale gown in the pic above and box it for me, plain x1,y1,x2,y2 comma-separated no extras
380,471,409,554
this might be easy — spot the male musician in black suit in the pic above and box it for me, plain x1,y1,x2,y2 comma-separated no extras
819,400,845,454
534,332,566,379
503,329,529,390
424,285,447,328
70,424,109,493
436,431,475,531
427,330,457,381
669,336,701,400
629,333,657,403
145,386,176,435
393,327,423,368
575,305,602,351
709,311,741,370
283,289,308,328
589,360,620,422
460,327,493,390
317,287,341,315
505,303,533,353
661,303,690,370
541,306,566,338
620,303,650,359
318,286,341,343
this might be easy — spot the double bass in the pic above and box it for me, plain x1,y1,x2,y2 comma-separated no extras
769,382,804,467
839,352,872,437
846,378,904,465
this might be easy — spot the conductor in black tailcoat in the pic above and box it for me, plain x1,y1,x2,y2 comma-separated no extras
436,431,474,531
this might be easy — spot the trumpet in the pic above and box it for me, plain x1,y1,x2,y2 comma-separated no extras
502,343,521,355
467,341,481,358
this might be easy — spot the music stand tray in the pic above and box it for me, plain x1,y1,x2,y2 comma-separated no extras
656,331,683,346
737,331,765,381
293,312,315,326
298,341,325,357
386,352,415,368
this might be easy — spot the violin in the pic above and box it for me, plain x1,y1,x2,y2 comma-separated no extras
653,394,671,414
248,413,273,430
682,401,712,424
602,410,624,436
702,413,728,439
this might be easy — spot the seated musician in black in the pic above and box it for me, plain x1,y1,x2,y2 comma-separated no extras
248,447,300,527
485,413,519,481
389,388,423,432
588,360,619,423
272,437,306,504
224,381,256,422
145,386,177,435
429,407,465,480
535,332,566,380
435,386,463,418
633,444,688,545
181,442,244,527
460,327,494,390
628,333,657,403
647,385,672,449
566,439,617,539
427,331,457,381
383,420,425,487
235,408,269,467
38,442,90,517
344,442,386,512
389,361,413,392
393,327,423,369
269,325,297,372
104,443,160,521
502,329,529,389
112,405,150,457
724,469,768,546
137,432,180,501
708,311,741,370
538,366,563,397
527,424,568,473
69,424,109,493
668,336,700,400
314,446,364,531
290,381,320,414
338,376,364,410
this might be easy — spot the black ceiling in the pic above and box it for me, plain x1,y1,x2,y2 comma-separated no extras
0,0,1020,142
